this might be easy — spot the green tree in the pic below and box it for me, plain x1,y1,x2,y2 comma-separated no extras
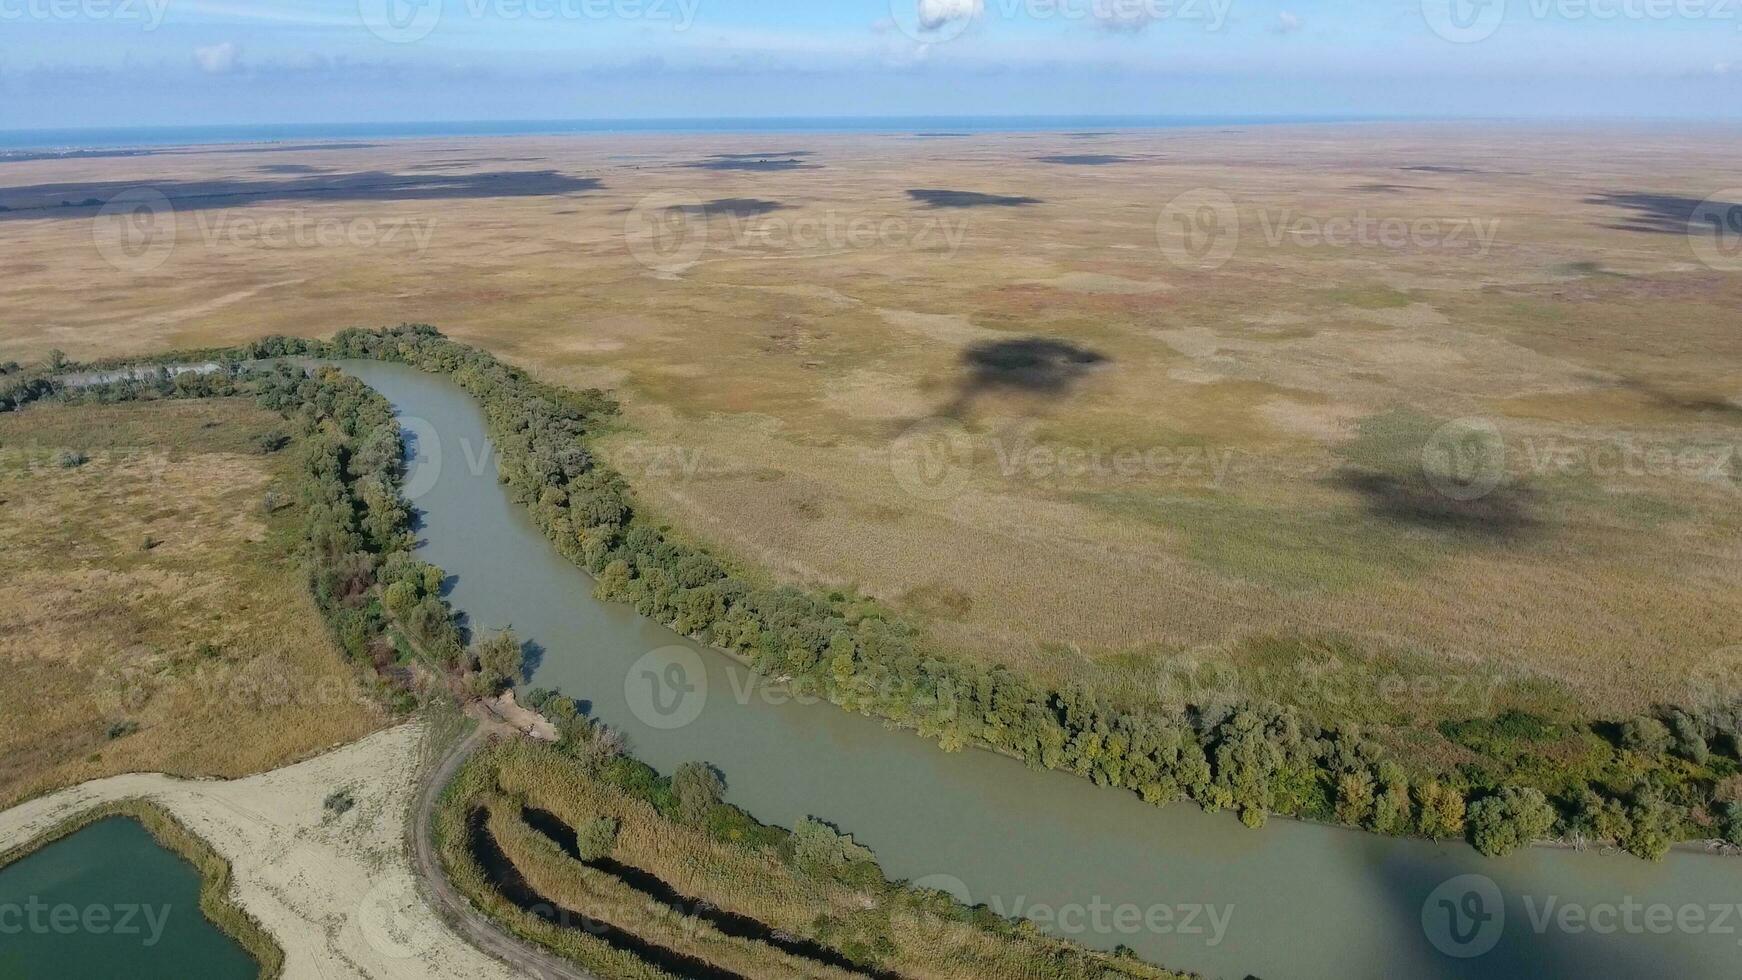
1414,786,1470,839
575,816,619,861
1467,786,1557,857
474,629,524,692
1620,716,1672,756
671,761,725,823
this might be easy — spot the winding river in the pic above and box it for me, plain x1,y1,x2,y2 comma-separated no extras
348,360,1738,980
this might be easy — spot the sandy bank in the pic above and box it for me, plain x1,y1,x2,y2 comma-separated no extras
0,722,518,980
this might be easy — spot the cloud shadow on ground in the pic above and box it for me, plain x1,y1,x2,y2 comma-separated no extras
1328,469,1543,541
1585,190,1742,235
682,154,818,172
0,169,604,217
1034,154,1138,166
677,198,786,218
907,188,1042,208
943,336,1108,416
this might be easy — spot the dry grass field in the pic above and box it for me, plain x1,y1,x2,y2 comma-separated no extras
2,123,1739,734
0,398,387,808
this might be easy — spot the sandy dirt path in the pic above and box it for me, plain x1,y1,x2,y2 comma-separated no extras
0,721,523,980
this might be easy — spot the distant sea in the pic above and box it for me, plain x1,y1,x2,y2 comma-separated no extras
0,115,1382,152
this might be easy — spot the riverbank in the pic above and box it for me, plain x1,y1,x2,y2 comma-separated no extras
438,733,1192,980
0,722,520,980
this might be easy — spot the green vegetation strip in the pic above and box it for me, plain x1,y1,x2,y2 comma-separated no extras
0,799,285,980
18,328,1742,860
439,736,1189,980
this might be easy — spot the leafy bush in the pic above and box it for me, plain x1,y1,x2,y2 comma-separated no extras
787,817,878,883
574,816,618,861
1620,715,1672,755
1467,786,1557,856
671,761,725,824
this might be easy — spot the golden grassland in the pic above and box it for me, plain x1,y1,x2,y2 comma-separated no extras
0,398,387,808
2,124,1739,733
0,798,284,979
438,738,1188,980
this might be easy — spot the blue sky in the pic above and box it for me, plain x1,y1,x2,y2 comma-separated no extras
1,0,1738,128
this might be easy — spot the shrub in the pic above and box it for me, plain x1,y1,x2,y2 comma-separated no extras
105,720,139,740
1618,785,1685,860
1621,716,1673,756
473,629,525,694
1666,710,1709,764
253,430,291,454
1334,771,1375,826
55,450,88,468
574,816,619,861
1467,786,1557,857
323,788,356,817
671,761,725,823
788,817,877,880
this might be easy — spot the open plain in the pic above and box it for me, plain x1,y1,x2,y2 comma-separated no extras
0,398,388,808
3,123,1740,760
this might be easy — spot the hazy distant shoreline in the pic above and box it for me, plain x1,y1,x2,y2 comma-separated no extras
0,113,1385,154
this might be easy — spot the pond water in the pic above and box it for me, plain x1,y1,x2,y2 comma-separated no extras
0,817,256,980
341,358,1741,979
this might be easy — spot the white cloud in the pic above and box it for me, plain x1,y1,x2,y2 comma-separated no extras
917,0,982,32
1274,11,1303,34
194,41,241,75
